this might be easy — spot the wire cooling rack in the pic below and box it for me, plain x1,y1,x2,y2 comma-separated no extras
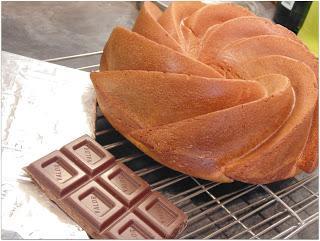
44,51,319,239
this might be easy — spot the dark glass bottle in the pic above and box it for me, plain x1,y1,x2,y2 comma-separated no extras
273,1,312,34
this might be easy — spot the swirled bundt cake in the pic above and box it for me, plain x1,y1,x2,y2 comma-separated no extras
91,2,318,184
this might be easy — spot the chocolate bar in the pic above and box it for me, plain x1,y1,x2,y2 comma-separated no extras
24,135,187,239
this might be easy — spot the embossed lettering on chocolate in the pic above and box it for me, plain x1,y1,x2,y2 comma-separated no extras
24,135,187,239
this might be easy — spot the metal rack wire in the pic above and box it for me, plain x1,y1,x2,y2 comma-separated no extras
44,51,319,239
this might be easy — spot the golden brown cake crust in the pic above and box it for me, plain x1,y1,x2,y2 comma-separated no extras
92,2,318,184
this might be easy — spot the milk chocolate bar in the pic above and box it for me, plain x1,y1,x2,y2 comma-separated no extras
24,135,187,239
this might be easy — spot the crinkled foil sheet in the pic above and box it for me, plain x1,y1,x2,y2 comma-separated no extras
1,51,96,239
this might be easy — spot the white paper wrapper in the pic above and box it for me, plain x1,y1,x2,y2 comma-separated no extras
1,51,96,239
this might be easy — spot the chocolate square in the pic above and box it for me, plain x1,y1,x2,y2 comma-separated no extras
104,213,162,239
96,162,150,206
25,150,87,199
64,181,126,231
135,192,188,238
61,135,115,176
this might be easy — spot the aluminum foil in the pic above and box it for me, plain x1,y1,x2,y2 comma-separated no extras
1,51,96,239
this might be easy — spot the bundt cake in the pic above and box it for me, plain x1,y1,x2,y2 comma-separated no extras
91,2,318,184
